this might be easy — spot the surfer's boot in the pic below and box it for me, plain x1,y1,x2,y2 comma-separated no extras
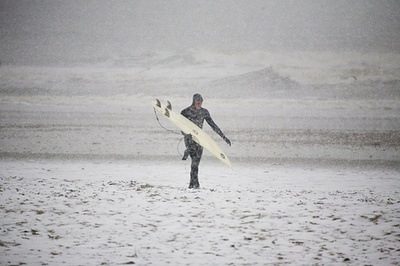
189,183,200,189
189,178,200,189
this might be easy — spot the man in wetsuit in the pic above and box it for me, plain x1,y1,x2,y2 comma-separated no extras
180,94,231,189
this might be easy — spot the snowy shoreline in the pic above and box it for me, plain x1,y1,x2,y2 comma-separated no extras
1,154,399,170
1,158,399,265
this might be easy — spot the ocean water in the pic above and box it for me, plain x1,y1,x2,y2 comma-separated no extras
1,50,399,108
1,1,399,98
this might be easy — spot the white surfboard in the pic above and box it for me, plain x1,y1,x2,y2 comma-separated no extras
151,99,232,168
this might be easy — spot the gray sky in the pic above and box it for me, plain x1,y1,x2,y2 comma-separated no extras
1,0,399,65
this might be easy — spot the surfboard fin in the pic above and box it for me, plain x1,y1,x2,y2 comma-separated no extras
156,99,161,108
166,101,172,110
164,108,170,118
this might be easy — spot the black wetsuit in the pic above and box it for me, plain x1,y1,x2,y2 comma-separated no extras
181,104,226,189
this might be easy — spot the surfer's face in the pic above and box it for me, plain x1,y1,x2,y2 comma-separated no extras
194,100,202,109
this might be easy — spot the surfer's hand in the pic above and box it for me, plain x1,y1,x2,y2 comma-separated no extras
223,136,231,146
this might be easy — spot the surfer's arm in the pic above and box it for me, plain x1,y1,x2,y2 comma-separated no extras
205,113,231,146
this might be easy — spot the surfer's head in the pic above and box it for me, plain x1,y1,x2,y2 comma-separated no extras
192,93,203,109
193,93,203,103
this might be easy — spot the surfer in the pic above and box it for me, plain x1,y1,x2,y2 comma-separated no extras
181,94,231,189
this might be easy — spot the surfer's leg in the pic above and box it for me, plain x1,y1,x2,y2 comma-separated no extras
182,149,189,160
182,134,193,160
189,145,203,189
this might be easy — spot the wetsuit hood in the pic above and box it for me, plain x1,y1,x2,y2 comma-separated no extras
192,93,203,106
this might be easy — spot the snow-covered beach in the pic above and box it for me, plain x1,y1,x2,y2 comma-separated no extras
1,1,400,265
1,158,399,265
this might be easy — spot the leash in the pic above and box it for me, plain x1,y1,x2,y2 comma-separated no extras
153,108,184,156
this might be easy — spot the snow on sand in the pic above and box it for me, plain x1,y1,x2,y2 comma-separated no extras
1,159,399,265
